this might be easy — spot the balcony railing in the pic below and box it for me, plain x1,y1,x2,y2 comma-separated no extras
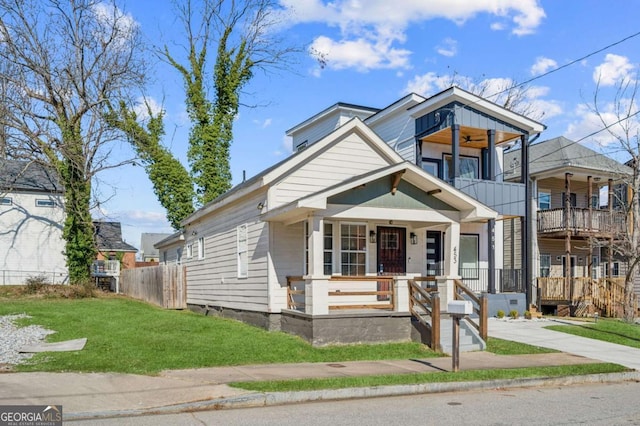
428,266,523,293
91,260,120,277
537,208,626,235
453,178,525,216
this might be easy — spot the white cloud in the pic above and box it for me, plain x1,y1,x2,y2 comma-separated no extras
282,0,545,73
436,38,458,57
133,97,163,119
254,118,272,128
282,135,293,154
91,3,138,47
565,100,640,147
530,56,557,76
403,72,562,121
593,54,635,86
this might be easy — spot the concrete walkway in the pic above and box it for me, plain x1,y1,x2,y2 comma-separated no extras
489,318,640,370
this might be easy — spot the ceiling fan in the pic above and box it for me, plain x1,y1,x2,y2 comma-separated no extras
463,135,484,144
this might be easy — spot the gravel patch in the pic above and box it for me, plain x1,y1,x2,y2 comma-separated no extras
0,314,55,367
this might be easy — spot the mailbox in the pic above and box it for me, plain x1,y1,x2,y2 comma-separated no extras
448,300,472,315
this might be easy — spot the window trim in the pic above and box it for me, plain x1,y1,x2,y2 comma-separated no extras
421,157,442,178
538,190,551,210
459,233,479,279
197,237,205,260
539,254,551,278
443,153,480,180
237,224,249,278
35,199,55,207
339,222,368,276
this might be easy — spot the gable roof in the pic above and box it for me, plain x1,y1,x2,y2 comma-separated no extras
285,102,380,136
183,118,406,225
0,159,63,193
93,221,137,252
140,233,172,257
504,136,633,180
263,162,497,224
409,86,546,135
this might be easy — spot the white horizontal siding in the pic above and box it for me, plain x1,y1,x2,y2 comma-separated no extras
269,221,305,312
273,133,391,206
0,191,67,283
291,115,340,151
183,190,271,312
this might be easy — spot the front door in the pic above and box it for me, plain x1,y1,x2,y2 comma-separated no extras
426,231,442,276
377,226,406,275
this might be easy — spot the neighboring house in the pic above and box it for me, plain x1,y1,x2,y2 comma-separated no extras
158,86,547,345
93,221,137,269
155,231,184,265
505,136,635,315
0,159,68,284
140,232,171,262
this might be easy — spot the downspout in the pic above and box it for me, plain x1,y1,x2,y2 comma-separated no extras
524,132,541,308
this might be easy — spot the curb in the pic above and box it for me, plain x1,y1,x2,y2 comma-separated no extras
65,371,640,420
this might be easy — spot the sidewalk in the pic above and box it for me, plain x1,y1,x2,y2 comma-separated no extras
0,318,638,420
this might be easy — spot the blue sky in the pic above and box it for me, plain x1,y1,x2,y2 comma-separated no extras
96,0,640,251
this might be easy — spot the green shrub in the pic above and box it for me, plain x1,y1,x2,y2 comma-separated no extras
509,309,519,319
496,309,505,319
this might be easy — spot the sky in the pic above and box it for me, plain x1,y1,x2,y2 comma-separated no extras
94,0,640,252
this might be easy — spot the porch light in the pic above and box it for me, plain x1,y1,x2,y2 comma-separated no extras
410,232,418,245
369,230,376,243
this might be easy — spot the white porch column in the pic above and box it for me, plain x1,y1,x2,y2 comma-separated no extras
395,273,419,312
437,222,461,312
305,216,329,315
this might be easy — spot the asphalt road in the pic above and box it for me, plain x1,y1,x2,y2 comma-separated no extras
70,381,640,425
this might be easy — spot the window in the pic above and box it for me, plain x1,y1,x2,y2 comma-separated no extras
324,223,333,275
443,154,479,180
538,191,551,210
176,247,183,265
421,158,441,178
561,192,577,207
340,223,366,276
305,221,334,275
186,243,193,259
539,254,551,277
459,234,479,279
0,197,11,206
197,237,205,260
591,256,600,279
295,140,308,152
605,261,620,277
237,224,248,278
35,199,55,207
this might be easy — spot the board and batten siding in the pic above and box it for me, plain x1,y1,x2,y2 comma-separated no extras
184,190,272,312
0,191,67,283
369,113,416,163
272,132,392,207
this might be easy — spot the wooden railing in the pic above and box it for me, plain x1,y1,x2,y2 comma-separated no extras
328,276,395,310
538,276,637,318
537,208,626,235
286,276,305,311
408,279,440,351
454,279,488,341
91,260,120,277
285,275,396,311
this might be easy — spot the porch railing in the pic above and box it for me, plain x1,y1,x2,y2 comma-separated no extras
286,275,396,311
430,267,523,293
408,279,440,351
537,208,626,235
454,279,488,341
91,260,120,277
538,276,637,318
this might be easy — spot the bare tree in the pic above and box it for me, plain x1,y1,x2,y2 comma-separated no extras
0,0,147,283
590,75,640,321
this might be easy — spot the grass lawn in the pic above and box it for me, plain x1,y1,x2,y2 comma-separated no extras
1,295,440,374
546,318,640,349
231,363,628,392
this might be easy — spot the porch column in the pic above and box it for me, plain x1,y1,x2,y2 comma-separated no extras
521,133,532,307
437,222,460,312
564,173,572,300
587,175,593,231
451,124,460,183
608,178,614,278
305,216,328,315
487,129,496,181
488,219,496,294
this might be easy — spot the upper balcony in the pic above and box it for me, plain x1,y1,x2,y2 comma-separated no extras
537,207,626,238
453,178,525,217
91,260,120,277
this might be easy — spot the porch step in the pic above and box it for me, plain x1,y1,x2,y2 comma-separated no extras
438,316,486,355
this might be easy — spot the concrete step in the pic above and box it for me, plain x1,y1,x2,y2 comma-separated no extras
439,316,486,355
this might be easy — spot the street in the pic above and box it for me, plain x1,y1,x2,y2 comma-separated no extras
70,381,640,425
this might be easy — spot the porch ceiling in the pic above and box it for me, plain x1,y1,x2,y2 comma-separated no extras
420,125,521,149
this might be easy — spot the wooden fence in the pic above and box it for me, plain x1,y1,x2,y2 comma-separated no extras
120,264,186,309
